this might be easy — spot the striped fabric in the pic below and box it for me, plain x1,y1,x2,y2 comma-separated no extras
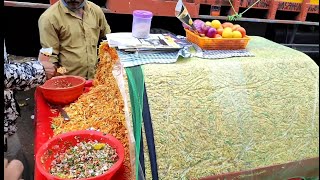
118,46,192,68
193,44,254,59
118,44,254,68
200,49,254,59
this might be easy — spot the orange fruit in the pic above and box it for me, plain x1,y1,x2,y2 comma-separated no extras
236,27,246,37
232,24,241,31
222,22,233,28
217,28,224,35
214,34,222,38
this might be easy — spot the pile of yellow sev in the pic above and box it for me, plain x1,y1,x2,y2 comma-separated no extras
51,41,132,179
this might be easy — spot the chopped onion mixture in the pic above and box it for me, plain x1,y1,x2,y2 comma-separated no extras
50,140,118,179
53,79,73,88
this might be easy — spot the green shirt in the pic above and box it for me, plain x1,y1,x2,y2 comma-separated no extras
38,0,111,79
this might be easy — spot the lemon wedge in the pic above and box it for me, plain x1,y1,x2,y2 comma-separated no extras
93,143,105,150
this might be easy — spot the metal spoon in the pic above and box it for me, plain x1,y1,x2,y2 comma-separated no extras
57,106,70,121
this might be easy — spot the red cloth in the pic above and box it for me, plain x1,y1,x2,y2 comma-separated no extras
34,80,127,180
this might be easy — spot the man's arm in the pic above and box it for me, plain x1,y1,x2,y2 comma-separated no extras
98,10,111,39
38,16,60,66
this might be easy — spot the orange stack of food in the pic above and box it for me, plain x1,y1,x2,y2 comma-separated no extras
51,41,132,179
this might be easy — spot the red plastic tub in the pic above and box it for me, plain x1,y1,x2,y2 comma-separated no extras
36,130,125,180
38,75,86,105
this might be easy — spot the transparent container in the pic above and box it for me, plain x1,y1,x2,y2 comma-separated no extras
132,10,153,39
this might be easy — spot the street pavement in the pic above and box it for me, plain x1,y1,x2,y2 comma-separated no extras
7,55,36,178
16,88,36,178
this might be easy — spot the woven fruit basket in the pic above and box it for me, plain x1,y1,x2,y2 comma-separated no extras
185,29,250,50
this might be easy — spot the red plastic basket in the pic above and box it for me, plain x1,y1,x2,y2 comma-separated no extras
185,29,250,50
36,130,125,180
38,75,86,105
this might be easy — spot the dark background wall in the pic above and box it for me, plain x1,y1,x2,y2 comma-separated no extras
3,5,319,62
4,7,45,57
2,6,186,57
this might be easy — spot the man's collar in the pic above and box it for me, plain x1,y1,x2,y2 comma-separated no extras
60,0,71,14
59,0,90,14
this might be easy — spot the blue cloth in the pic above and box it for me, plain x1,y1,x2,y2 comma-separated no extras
142,83,159,180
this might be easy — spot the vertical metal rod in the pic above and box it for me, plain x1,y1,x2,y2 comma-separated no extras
289,24,299,44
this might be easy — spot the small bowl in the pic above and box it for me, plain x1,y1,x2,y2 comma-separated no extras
36,130,125,180
38,75,86,105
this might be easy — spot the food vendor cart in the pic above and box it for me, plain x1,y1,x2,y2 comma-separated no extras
34,35,319,179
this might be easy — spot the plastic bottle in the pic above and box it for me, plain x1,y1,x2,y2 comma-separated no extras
132,10,153,39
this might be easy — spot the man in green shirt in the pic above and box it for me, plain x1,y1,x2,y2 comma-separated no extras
38,0,111,79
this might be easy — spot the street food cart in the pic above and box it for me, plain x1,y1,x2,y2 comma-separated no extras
34,36,319,179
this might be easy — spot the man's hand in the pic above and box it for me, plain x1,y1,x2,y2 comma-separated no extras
4,159,24,180
40,61,57,80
